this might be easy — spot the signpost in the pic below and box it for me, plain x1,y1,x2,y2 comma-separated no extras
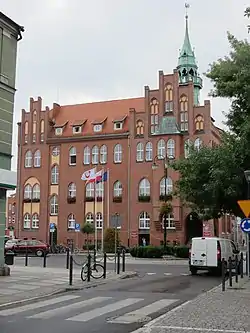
49,223,55,233
237,200,250,276
111,213,122,272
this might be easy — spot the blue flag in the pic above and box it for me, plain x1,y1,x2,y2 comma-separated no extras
96,171,108,184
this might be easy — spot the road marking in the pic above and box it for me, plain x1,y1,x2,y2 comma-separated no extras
107,299,178,324
151,327,250,333
66,298,143,322
28,297,112,319
0,295,80,316
180,273,189,276
164,273,172,276
146,273,156,275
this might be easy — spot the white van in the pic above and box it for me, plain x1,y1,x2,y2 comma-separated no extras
189,237,239,275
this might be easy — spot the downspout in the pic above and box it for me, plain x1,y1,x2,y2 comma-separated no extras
127,135,131,247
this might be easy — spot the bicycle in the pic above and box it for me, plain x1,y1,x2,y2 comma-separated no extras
81,259,105,281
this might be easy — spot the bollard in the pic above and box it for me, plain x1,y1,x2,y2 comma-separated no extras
246,252,249,276
122,250,125,272
43,252,47,268
66,247,70,270
235,254,238,283
222,258,226,292
117,249,120,275
93,248,96,263
240,252,244,278
228,256,232,287
25,246,28,266
103,252,107,279
69,255,73,286
87,254,91,282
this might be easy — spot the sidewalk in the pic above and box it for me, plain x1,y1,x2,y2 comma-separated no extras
132,276,250,333
0,265,137,308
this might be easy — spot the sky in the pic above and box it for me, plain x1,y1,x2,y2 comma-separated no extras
1,0,249,172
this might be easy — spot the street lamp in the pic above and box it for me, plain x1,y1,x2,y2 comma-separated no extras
152,154,174,251
244,170,250,276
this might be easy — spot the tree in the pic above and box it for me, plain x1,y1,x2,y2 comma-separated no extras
81,222,95,252
103,228,120,253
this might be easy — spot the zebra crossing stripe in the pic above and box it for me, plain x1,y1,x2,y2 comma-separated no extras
0,295,80,316
107,299,179,324
28,297,112,319
66,298,143,323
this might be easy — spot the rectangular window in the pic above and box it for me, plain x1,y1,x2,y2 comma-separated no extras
40,133,44,142
114,122,122,130
69,155,76,165
73,126,82,134
93,124,102,132
55,127,63,136
165,101,173,113
180,112,188,132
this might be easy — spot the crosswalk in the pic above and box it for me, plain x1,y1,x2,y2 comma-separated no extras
0,294,180,325
146,272,189,276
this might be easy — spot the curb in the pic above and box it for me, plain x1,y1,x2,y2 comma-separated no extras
0,271,138,310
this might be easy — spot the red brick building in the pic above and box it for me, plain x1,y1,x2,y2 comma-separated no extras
6,194,16,237
15,15,232,248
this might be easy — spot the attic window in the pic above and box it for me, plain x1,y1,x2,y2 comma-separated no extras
73,126,82,134
55,127,63,136
114,122,122,130
94,124,102,132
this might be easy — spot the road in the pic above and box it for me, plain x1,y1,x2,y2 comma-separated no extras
1,261,221,333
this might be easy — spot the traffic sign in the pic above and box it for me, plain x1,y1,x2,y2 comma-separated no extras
240,218,250,233
75,223,81,232
237,200,250,217
110,214,122,228
49,223,55,232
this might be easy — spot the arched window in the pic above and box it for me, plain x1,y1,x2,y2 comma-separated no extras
85,183,94,198
68,182,76,198
114,144,122,163
180,95,188,132
180,95,188,111
34,150,41,167
150,98,159,133
96,212,103,229
100,145,107,164
92,145,99,164
85,212,94,224
40,120,45,142
67,213,75,230
24,121,28,144
195,115,204,131
32,184,40,200
145,142,153,161
139,212,150,229
165,84,173,112
50,195,58,215
113,180,122,197
167,139,175,158
138,178,150,196
184,139,191,158
96,182,104,198
136,142,144,162
25,150,32,168
194,138,202,151
162,214,175,229
32,119,37,143
69,147,76,165
136,120,144,136
160,177,173,195
24,184,32,199
51,164,59,184
52,147,60,156
23,213,31,229
157,139,165,159
83,146,90,165
32,213,39,229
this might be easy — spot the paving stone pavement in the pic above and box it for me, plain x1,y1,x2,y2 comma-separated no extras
130,277,250,333
0,265,136,307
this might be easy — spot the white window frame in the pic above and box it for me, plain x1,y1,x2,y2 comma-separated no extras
24,184,32,199
160,177,173,195
167,139,175,158
96,182,104,198
93,124,102,132
68,182,76,197
184,139,191,158
83,146,90,165
68,213,76,230
157,139,165,159
165,101,173,113
69,147,77,166
86,183,94,198
96,212,103,229
34,150,41,167
32,214,39,229
139,212,150,229
114,144,122,163
50,195,58,215
92,145,99,165
55,127,63,136
51,165,59,184
139,178,150,196
162,214,175,229
180,112,188,132
25,151,32,168
113,181,122,197
23,213,31,229
114,122,123,130
194,138,202,151
72,126,82,134
86,212,94,224
32,184,40,199
136,142,144,162
145,142,153,161
100,145,107,164
52,147,60,156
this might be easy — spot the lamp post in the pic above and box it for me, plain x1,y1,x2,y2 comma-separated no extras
152,154,174,250
244,170,250,276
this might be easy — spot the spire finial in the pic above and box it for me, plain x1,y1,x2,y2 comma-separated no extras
185,3,190,20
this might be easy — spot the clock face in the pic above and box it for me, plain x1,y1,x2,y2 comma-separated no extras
52,147,60,156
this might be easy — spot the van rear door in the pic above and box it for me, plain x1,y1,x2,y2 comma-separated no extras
191,238,207,267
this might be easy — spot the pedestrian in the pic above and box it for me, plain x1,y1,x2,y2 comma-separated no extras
142,237,146,246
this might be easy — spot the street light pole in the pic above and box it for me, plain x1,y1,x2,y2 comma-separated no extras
244,169,250,277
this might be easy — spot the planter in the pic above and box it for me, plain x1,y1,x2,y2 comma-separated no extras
23,198,31,203
32,198,40,203
138,195,150,202
85,197,94,202
113,196,122,203
159,194,173,201
67,196,76,204
96,196,103,202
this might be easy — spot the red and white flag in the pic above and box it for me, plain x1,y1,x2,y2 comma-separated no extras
86,170,103,183
81,167,96,181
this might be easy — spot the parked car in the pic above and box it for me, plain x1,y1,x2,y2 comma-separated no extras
5,239,50,257
189,237,239,275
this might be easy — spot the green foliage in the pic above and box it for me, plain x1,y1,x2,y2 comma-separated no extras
129,245,189,258
174,246,189,258
159,202,173,221
81,222,95,235
82,244,95,251
103,228,120,253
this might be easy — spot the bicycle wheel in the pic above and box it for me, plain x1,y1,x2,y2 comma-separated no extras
81,264,88,282
91,264,104,279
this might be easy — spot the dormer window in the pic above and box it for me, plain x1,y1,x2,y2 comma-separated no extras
94,124,102,132
114,122,122,130
71,120,86,135
113,116,126,131
55,127,63,136
92,118,107,133
73,126,81,134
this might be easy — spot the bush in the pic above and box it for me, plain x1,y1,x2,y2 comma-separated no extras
130,246,164,258
174,246,189,258
82,244,95,251
103,228,120,253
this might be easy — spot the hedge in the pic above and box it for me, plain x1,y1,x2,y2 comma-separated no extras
130,245,189,259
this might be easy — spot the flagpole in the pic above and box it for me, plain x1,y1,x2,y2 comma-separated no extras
94,181,97,252
107,168,110,227
101,169,104,252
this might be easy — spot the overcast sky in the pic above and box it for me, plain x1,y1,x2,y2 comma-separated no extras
1,0,249,171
